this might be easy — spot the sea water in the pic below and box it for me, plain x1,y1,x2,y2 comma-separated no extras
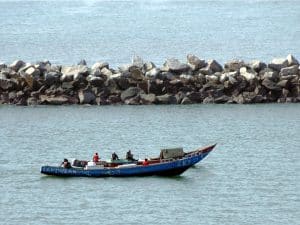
0,0,300,224
0,104,299,224
0,0,299,66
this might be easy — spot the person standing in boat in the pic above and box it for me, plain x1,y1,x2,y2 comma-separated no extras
111,152,119,161
126,150,135,161
93,152,99,162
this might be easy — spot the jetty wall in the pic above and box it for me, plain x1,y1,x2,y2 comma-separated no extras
0,54,299,105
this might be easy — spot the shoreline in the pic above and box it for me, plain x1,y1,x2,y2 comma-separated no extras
0,54,299,106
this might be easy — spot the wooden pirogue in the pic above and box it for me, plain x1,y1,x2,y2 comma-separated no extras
40,144,216,177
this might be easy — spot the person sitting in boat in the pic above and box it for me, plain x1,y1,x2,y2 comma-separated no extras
111,152,119,161
93,152,99,162
142,158,149,166
61,158,71,169
126,150,135,161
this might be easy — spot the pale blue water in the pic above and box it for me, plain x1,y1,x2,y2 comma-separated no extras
0,104,299,224
0,0,299,66
1,1,300,224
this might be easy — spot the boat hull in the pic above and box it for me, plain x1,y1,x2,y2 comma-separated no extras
41,144,215,177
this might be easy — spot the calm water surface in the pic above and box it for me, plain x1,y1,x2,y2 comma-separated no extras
0,104,299,224
0,0,299,65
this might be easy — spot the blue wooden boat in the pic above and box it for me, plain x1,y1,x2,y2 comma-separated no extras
40,144,216,177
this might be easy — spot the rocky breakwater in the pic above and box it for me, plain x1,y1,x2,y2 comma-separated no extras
0,55,299,105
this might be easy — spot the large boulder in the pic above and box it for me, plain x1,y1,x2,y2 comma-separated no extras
87,75,104,87
101,67,113,77
78,90,96,104
262,78,281,91
239,67,257,81
129,68,144,80
206,59,223,73
163,58,190,73
61,65,89,81
40,95,70,105
44,72,60,86
25,67,40,78
260,69,279,81
140,93,156,104
225,60,246,72
181,96,193,104
9,60,25,72
91,62,109,70
287,54,299,66
187,54,206,70
0,78,17,91
0,62,7,71
268,58,288,71
120,87,143,101
145,68,160,78
220,71,238,83
280,65,298,76
156,94,177,104
248,60,267,72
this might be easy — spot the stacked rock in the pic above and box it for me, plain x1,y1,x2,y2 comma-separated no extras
0,54,299,105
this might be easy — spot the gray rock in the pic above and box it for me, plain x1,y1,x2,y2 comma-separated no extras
61,81,74,90
145,68,160,78
27,97,38,105
130,68,144,80
91,62,109,70
199,67,213,75
160,72,174,80
220,71,238,83
0,62,7,70
205,74,219,83
287,54,299,66
280,65,298,76
44,72,60,86
120,87,143,101
186,92,204,103
268,58,288,71
90,68,102,77
87,76,104,87
156,94,177,104
61,65,89,78
239,67,257,81
261,69,279,81
101,67,113,77
262,78,282,91
181,96,193,104
8,91,16,100
207,59,223,73
180,74,194,80
143,62,156,72
164,58,190,73
78,90,96,104
276,80,289,88
225,60,246,72
248,60,267,72
25,67,40,78
187,54,206,70
140,93,156,104
9,60,25,71
214,95,230,104
40,95,70,105
202,96,215,104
